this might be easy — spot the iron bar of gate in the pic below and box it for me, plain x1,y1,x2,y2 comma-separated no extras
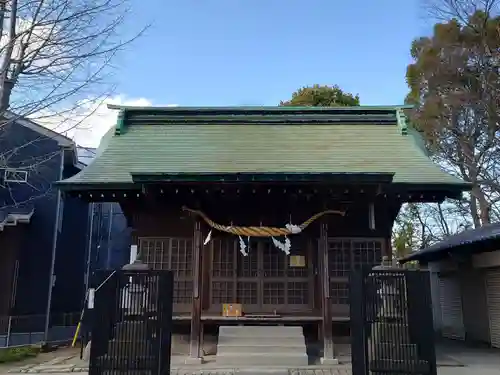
89,269,173,375
350,267,437,375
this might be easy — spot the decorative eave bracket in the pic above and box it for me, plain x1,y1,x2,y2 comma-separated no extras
396,108,408,135
115,109,126,135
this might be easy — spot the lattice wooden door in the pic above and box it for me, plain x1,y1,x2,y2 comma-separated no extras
210,238,313,313
210,238,260,312
139,237,193,313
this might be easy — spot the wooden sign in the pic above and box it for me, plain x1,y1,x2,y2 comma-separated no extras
289,255,306,268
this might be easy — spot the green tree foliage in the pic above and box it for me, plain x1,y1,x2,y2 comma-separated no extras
393,205,421,259
280,84,360,107
405,9,500,227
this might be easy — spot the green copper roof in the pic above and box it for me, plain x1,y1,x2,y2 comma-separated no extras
58,105,469,188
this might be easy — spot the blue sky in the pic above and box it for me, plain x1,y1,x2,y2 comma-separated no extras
114,0,430,107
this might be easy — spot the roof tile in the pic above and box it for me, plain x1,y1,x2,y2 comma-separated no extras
61,118,465,186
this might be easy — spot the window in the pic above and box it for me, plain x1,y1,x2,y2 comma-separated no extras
4,169,28,183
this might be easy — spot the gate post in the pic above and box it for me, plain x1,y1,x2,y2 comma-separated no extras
406,270,438,375
158,270,174,375
349,268,367,375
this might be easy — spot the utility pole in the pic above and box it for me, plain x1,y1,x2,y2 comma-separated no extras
0,0,19,112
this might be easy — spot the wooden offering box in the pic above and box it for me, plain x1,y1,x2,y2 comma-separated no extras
222,303,243,317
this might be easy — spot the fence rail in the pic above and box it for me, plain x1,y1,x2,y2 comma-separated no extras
0,313,80,347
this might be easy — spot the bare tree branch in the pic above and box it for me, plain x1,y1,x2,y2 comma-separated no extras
0,0,146,208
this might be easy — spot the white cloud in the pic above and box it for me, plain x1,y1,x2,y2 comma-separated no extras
0,18,68,73
33,96,178,148
69,96,152,147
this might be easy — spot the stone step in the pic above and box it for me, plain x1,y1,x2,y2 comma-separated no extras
216,325,307,367
217,335,305,346
218,325,303,338
215,353,308,367
217,343,307,355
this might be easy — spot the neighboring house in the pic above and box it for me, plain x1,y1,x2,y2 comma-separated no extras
0,114,90,329
400,223,500,349
77,147,130,282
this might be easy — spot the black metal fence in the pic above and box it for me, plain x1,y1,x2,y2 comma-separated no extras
0,313,80,347
89,269,173,375
350,267,437,375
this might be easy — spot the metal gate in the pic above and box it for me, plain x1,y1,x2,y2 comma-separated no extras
89,269,174,375
350,268,437,375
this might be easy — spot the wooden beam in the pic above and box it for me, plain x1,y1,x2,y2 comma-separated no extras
141,183,385,203
187,220,203,364
319,221,338,365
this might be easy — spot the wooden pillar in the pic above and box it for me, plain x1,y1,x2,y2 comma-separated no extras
319,221,338,364
385,237,393,261
187,220,203,364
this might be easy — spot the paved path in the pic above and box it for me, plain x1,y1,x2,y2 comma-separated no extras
2,355,353,375
0,342,496,375
3,370,352,375
437,344,500,375
0,354,469,375
439,365,500,375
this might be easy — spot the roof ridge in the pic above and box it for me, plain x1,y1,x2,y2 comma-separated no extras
111,105,413,136
108,104,413,112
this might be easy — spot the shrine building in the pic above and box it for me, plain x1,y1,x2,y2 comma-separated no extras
56,105,469,362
